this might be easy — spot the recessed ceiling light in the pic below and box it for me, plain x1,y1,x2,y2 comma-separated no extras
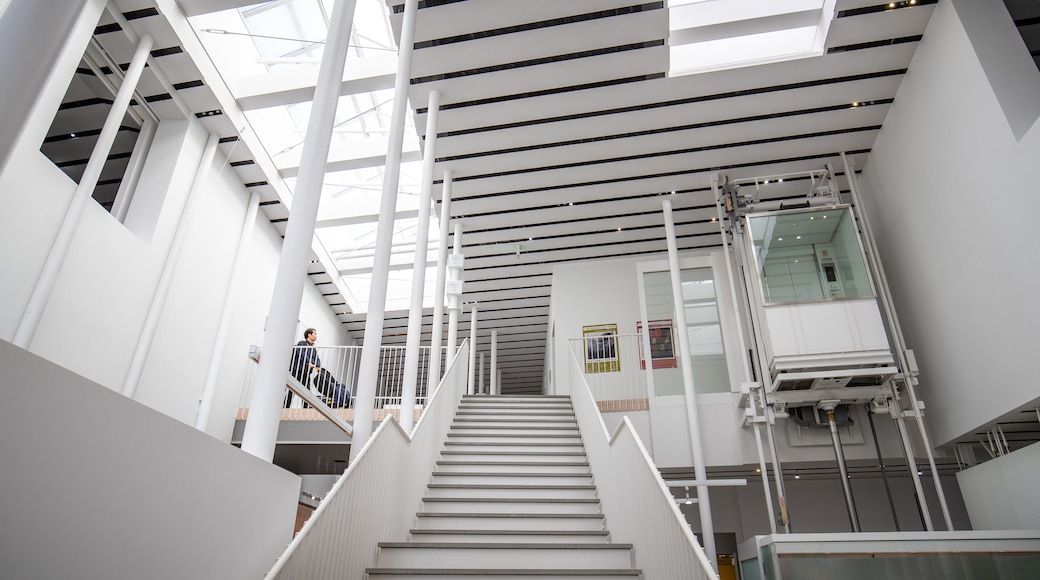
777,237,783,241
796,236,802,240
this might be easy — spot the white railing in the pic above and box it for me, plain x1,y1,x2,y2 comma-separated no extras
239,344,447,411
265,340,470,579
568,333,651,413
568,346,717,580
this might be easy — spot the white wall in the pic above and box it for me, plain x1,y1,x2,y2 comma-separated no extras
957,442,1040,530
0,6,352,441
0,338,300,580
857,0,1040,446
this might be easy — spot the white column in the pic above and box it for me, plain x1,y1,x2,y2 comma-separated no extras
426,170,453,391
349,0,419,460
399,89,440,434
446,222,463,361
196,191,261,432
13,32,154,348
490,330,499,396
663,199,717,571
467,304,478,396
479,352,485,395
240,0,357,462
122,132,219,397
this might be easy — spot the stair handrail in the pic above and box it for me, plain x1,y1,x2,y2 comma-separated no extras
264,340,471,579
567,346,718,579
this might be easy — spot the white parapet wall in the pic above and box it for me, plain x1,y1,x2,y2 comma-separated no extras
0,338,301,580
957,442,1040,530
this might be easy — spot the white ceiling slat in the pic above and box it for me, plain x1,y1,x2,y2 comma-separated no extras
408,9,666,79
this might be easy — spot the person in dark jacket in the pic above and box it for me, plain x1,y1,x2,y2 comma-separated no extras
287,328,320,407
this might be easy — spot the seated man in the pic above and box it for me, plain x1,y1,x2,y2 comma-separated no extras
287,328,351,408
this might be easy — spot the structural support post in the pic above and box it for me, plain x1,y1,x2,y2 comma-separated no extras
479,352,486,395
196,191,261,432
841,152,953,531
241,0,357,462
467,304,478,396
490,330,499,395
122,132,220,397
349,0,419,460
662,199,717,572
400,89,440,434
426,170,453,391
14,32,154,348
711,177,778,533
446,222,463,362
824,406,861,531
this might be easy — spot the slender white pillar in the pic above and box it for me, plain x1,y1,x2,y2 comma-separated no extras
490,330,499,395
196,191,261,431
241,0,357,462
467,305,478,395
479,352,485,395
349,0,419,460
399,90,440,434
426,170,453,391
446,222,463,361
13,32,154,348
662,199,717,571
122,132,220,397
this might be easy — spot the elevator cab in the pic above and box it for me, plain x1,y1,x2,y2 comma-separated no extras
742,205,897,396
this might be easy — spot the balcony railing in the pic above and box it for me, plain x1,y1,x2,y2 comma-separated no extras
238,345,447,423
569,333,651,413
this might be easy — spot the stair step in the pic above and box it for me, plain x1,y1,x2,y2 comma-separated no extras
374,542,634,569
449,429,580,438
457,404,573,411
455,411,575,417
446,434,582,444
407,529,611,544
435,461,589,475
426,484,596,500
443,442,586,453
429,472,594,486
452,421,579,429
453,417,577,423
440,451,587,463
421,497,600,515
414,512,604,532
366,568,640,579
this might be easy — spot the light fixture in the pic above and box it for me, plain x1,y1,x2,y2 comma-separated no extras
796,235,802,240
777,237,783,241
755,468,761,473
851,101,859,108
70,133,76,138
617,227,622,232
888,2,895,7
795,473,800,479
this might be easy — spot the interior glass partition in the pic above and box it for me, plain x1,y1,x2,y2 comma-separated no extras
641,267,730,395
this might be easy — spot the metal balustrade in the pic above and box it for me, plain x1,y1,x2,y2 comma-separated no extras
238,345,448,418
568,333,651,413
265,341,470,579
568,343,717,580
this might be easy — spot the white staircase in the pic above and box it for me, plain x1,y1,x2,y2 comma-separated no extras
366,395,643,579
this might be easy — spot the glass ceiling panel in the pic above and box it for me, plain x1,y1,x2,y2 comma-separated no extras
190,0,436,315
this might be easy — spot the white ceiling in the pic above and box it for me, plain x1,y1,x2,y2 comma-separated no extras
97,0,939,393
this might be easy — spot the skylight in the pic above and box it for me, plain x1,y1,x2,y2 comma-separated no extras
668,0,837,76
190,0,437,314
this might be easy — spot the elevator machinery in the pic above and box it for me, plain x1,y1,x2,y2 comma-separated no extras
711,155,952,533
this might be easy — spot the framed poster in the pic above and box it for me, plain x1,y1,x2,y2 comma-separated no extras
582,323,620,373
637,319,677,369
